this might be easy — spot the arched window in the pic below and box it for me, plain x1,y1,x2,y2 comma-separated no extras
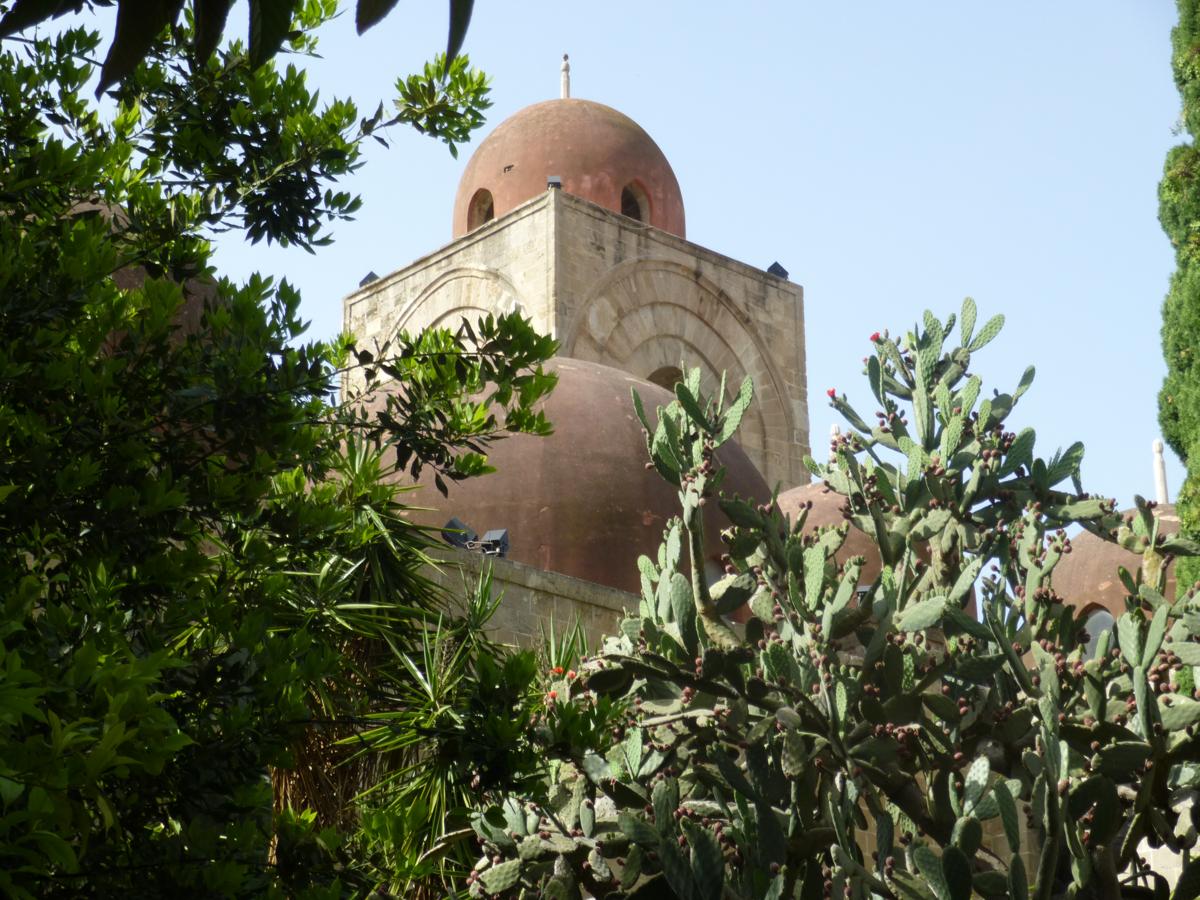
648,366,682,390
704,558,725,589
467,188,494,231
1083,606,1114,660
621,181,649,223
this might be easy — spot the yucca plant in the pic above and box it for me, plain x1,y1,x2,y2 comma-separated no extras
285,562,525,897
336,567,621,898
468,302,1200,900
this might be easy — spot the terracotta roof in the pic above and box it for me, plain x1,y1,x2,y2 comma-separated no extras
453,99,685,238
777,483,883,583
381,357,767,594
1053,505,1180,616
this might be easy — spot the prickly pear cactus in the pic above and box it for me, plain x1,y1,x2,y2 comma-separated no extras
468,304,1200,899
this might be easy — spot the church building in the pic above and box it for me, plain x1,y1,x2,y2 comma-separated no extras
342,60,1179,655
344,60,813,644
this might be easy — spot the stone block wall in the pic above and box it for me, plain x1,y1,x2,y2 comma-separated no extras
429,547,635,649
342,196,556,395
551,191,809,489
341,189,810,490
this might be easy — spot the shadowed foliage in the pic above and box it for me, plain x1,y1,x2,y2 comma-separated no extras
0,4,555,896
0,0,474,92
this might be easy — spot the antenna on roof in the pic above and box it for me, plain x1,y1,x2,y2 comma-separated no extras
561,53,570,99
1154,438,1170,505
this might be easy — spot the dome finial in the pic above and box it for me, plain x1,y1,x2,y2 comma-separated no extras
560,53,570,99
1154,437,1170,504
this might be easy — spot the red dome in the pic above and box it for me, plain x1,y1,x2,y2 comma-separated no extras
382,358,766,594
453,99,686,238
1054,505,1180,616
777,483,884,584
775,485,975,619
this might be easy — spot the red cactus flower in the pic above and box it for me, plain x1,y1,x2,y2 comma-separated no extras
870,332,881,342
552,666,564,675
827,388,837,399
567,670,577,680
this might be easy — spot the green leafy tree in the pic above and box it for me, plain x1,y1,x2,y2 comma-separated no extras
1160,0,1200,590
472,304,1200,899
0,0,476,93
0,4,553,896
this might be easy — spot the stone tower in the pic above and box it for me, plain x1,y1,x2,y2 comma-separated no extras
342,85,809,644
344,94,809,492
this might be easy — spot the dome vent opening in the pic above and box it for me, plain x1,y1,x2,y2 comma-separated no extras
647,365,682,390
1082,605,1114,659
621,181,649,223
467,188,494,231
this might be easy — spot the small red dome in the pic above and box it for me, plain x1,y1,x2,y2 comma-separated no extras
453,99,686,238
1054,505,1180,616
777,484,884,583
381,358,765,594
775,485,976,620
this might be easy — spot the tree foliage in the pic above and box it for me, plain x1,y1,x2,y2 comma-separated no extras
1160,0,1200,588
471,305,1200,899
0,0,475,93
0,5,552,896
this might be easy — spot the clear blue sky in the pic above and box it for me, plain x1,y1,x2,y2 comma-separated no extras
200,1,1182,507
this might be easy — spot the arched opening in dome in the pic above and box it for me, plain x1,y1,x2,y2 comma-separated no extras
467,188,494,231
648,365,682,390
1082,605,1114,660
621,181,649,223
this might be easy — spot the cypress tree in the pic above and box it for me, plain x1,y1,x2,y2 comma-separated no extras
1160,0,1200,585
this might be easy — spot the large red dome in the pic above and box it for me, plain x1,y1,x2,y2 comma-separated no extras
453,99,686,238
382,358,766,594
